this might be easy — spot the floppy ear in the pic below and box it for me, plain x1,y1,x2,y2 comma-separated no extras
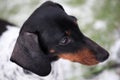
10,32,51,76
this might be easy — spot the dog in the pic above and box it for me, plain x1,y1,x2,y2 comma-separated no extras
0,1,109,80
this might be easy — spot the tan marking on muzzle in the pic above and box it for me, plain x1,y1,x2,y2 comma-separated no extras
58,48,99,65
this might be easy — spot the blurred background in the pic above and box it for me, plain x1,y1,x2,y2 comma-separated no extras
0,0,120,80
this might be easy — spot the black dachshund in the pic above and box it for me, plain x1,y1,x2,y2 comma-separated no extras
10,1,109,77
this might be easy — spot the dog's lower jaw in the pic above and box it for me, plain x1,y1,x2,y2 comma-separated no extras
58,48,99,66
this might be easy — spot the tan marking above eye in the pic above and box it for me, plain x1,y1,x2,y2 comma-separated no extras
58,48,99,65
49,49,55,53
65,30,71,36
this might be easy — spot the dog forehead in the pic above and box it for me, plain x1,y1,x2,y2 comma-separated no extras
41,27,64,42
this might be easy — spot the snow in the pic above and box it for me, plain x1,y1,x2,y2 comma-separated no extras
96,70,119,80
94,20,107,30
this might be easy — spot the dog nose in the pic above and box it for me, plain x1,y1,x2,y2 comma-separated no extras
96,50,109,62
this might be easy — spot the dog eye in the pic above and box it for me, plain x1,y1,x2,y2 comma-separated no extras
59,37,71,45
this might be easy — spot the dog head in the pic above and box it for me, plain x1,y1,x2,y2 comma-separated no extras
11,1,109,76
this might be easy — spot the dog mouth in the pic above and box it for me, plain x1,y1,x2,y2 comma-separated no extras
58,48,99,66
79,57,99,65
58,54,99,66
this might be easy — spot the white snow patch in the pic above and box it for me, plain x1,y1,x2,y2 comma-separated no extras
94,20,107,30
110,39,120,62
97,70,119,80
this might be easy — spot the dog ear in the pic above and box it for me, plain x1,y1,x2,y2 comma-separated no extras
10,32,51,76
